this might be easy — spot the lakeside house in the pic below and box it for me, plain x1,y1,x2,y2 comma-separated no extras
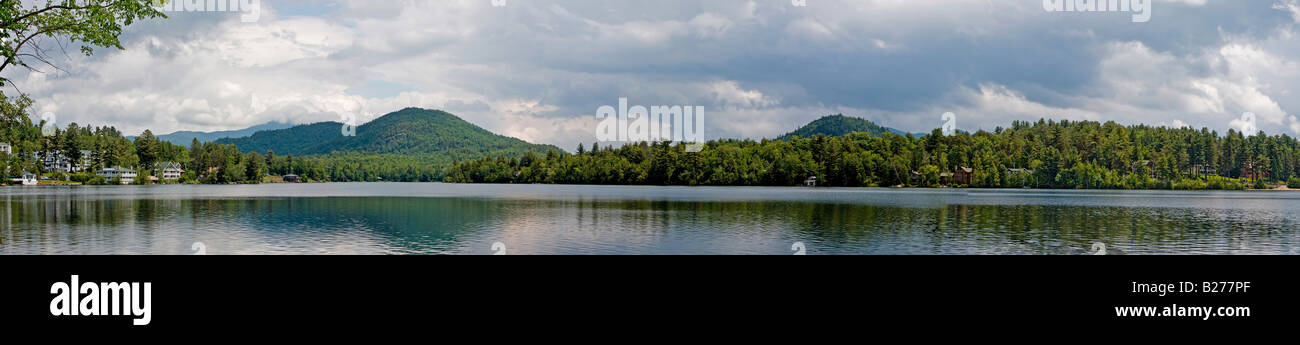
803,176,817,187
9,171,37,185
158,162,184,180
79,150,93,170
1006,168,1036,188
1190,164,1217,178
283,174,301,183
0,142,10,155
1243,161,1270,180
97,167,138,185
33,150,93,173
42,151,72,173
941,166,972,185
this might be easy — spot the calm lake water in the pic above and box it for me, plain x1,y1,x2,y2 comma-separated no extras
2,183,1300,255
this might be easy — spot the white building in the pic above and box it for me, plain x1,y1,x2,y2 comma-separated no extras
78,150,94,171
42,151,72,173
158,162,184,180
97,167,138,185
9,171,37,186
0,142,11,155
32,150,94,173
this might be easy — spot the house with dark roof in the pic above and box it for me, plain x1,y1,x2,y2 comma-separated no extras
941,166,972,185
1243,161,1270,180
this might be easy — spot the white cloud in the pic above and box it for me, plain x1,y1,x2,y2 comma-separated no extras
5,0,1300,152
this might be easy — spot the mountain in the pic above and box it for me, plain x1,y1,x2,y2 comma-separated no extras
217,122,344,155
215,108,562,159
777,114,913,140
131,122,294,145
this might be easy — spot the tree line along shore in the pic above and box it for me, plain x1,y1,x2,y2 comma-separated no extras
7,116,1300,190
445,119,1300,190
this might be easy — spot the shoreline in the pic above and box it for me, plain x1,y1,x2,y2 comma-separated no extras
6,181,1299,192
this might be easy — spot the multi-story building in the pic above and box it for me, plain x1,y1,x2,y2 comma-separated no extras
34,150,94,173
41,151,72,173
941,166,973,185
158,162,184,180
78,150,94,171
97,167,138,185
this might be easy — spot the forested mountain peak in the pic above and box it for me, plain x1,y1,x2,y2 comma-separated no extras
215,108,560,157
778,114,906,140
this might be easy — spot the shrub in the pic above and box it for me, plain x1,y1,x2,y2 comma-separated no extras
133,169,151,185
1172,179,1206,190
68,172,96,183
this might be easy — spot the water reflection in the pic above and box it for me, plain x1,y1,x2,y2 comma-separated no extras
2,184,1300,254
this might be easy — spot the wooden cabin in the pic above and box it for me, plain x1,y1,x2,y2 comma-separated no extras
1243,162,1269,180
951,167,972,185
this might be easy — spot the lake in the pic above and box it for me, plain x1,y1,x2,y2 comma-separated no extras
2,183,1299,255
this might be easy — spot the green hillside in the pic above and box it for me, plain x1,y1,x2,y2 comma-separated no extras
215,122,349,156
216,108,562,161
777,114,906,140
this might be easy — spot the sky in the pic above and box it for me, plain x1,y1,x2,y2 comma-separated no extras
6,0,1300,151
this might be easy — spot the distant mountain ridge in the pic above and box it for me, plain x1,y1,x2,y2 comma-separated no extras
130,121,294,145
215,108,561,159
778,114,916,140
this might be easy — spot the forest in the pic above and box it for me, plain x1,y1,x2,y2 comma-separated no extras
1,105,547,184
0,114,447,184
0,112,274,184
9,98,1300,190
445,118,1300,190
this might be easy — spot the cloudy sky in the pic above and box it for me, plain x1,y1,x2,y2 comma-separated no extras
7,0,1300,150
